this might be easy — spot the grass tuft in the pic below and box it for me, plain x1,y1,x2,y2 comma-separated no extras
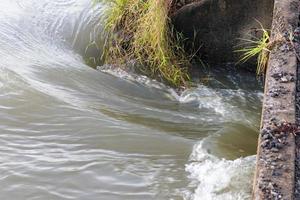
235,21,271,75
95,0,191,87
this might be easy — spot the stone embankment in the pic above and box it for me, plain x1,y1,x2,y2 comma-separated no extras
253,0,300,199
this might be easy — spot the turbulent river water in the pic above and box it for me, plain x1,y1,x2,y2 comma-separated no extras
0,0,263,199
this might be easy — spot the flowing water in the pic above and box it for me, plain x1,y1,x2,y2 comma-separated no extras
0,0,263,199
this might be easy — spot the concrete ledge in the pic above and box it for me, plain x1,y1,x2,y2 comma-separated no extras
253,0,300,199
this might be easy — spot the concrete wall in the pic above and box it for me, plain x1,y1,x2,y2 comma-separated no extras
171,0,274,66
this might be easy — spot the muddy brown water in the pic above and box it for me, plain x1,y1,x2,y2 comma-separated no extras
0,0,262,199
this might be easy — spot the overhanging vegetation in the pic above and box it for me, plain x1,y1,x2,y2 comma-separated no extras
94,0,192,87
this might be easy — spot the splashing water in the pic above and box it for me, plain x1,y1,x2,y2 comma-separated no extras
0,0,262,199
185,141,255,200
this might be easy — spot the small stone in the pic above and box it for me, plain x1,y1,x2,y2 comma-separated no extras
263,134,270,140
276,143,283,149
271,141,277,148
271,165,275,169
271,91,280,97
280,77,289,83
271,148,279,152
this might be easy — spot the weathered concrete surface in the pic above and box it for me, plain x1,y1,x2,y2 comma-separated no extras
294,28,300,199
171,0,274,66
296,64,300,198
253,0,300,199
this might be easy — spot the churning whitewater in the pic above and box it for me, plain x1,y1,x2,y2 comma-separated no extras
0,0,262,199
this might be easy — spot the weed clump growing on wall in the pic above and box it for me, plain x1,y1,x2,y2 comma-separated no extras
236,22,271,75
95,0,191,87
235,20,292,76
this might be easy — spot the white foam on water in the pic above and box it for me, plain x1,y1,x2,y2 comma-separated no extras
179,86,228,116
97,65,182,100
96,67,261,125
185,141,255,200
98,65,168,89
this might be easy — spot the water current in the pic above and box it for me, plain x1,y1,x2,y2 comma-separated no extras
0,0,262,199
